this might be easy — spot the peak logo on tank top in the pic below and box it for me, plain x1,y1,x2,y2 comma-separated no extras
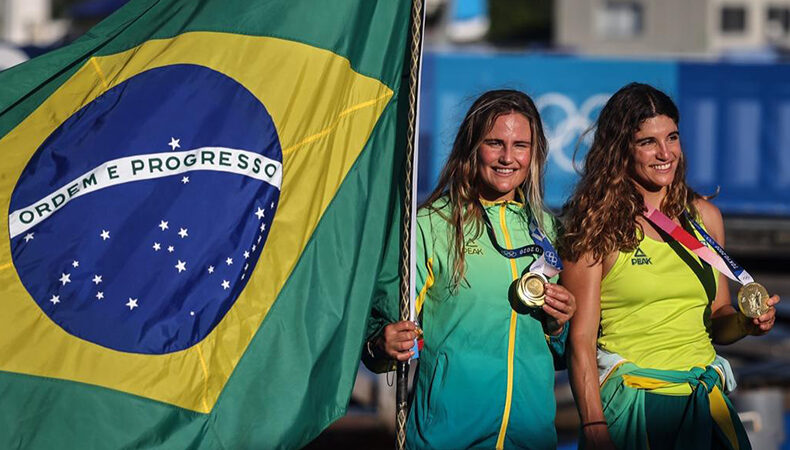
464,239,484,255
631,247,652,265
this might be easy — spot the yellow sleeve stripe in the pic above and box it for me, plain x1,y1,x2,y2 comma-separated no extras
415,257,434,315
710,385,739,450
622,374,676,390
621,374,739,450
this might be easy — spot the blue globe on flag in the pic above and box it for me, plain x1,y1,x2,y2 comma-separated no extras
9,64,282,354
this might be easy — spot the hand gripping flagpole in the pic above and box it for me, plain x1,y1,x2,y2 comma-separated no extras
396,0,424,449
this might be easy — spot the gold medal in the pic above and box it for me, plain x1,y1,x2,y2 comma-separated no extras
737,282,770,318
515,271,547,308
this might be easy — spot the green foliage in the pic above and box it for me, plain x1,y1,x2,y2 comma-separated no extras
488,0,553,45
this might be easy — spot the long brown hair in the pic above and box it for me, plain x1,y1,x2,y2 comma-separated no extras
560,82,698,263
421,89,549,289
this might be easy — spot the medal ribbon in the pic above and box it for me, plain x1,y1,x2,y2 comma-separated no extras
643,204,753,285
526,210,563,278
476,200,563,277
684,212,754,285
477,201,543,258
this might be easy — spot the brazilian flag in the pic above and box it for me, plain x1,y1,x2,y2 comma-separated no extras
0,0,410,447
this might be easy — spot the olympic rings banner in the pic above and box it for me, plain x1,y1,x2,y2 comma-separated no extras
419,53,790,215
418,53,677,208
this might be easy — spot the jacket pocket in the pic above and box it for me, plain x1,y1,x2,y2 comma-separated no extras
425,352,448,426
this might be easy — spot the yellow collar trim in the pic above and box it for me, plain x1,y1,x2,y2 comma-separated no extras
479,198,523,207
479,189,526,207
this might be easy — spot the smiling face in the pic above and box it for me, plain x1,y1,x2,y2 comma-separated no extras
477,112,532,202
629,114,681,196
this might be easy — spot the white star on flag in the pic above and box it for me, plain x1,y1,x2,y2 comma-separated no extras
226,257,233,265
175,260,187,273
59,273,71,285
100,230,110,240
168,246,175,253
208,265,215,274
96,291,104,300
255,207,265,219
252,244,256,251
178,228,189,238
50,295,60,304
126,298,139,310
221,280,230,290
72,260,79,268
270,202,275,208
168,137,180,150
181,176,190,184
24,233,34,242
244,251,249,259
159,220,169,231
260,223,266,232
153,242,161,251
92,275,102,285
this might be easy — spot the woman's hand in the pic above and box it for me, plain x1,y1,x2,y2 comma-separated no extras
374,320,418,361
542,283,576,336
583,423,618,450
748,294,781,336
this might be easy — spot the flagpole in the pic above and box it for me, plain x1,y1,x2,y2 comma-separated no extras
396,0,424,448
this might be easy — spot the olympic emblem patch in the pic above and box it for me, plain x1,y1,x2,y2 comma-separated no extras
9,64,282,354
545,251,559,268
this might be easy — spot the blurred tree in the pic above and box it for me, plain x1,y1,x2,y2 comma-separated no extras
52,0,81,18
488,0,552,46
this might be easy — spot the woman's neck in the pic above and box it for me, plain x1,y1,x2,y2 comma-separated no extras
479,188,515,203
637,185,667,211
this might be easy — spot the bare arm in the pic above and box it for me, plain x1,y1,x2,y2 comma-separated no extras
543,283,577,336
564,254,616,449
696,199,781,344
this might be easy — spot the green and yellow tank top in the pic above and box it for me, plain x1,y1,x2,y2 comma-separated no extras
598,221,719,372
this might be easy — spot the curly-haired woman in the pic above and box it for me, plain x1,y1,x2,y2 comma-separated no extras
363,90,576,449
561,82,780,449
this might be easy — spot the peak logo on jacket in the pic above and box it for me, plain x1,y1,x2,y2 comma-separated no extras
465,239,484,255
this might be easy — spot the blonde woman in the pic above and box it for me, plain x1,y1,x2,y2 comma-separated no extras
364,90,576,449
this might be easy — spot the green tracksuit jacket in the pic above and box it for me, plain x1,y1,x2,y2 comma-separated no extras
365,197,567,449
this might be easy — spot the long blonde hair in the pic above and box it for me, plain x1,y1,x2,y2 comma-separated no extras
421,90,549,289
560,83,698,263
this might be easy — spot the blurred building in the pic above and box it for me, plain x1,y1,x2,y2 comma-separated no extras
556,0,790,57
0,0,67,46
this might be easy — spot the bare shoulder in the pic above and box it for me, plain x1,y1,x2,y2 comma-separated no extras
693,197,724,242
563,251,603,277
